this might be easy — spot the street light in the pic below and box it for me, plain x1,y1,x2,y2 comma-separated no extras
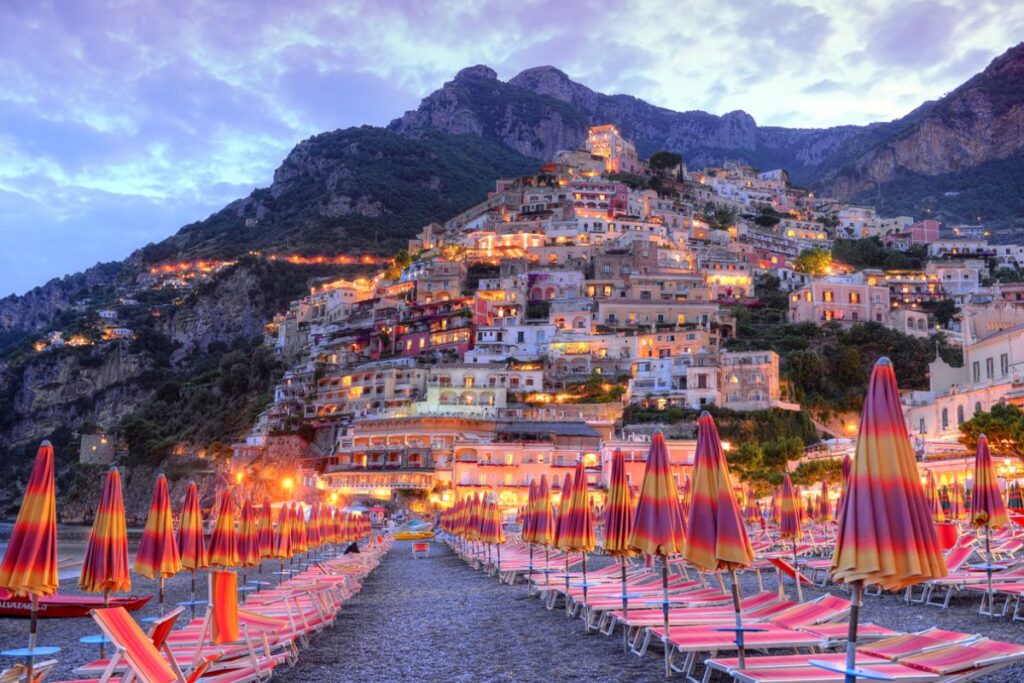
283,477,294,493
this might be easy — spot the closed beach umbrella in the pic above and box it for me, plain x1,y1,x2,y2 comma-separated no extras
679,474,692,529
604,448,636,650
465,493,482,543
238,498,260,567
1008,482,1024,513
779,474,804,601
949,476,964,521
925,471,945,522
818,480,833,523
207,490,240,568
553,473,573,549
561,459,596,631
134,474,181,613
80,467,130,658
479,495,505,570
971,433,1009,615
743,487,761,525
628,432,686,677
534,476,555,548
272,504,293,560
836,454,852,522
257,497,274,558
80,467,131,596
523,480,537,544
0,441,59,662
684,411,755,667
829,358,946,682
177,481,208,615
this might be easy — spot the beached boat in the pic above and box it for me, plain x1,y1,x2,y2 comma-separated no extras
0,590,151,618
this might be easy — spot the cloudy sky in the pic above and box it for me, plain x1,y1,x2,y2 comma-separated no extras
2,0,1022,296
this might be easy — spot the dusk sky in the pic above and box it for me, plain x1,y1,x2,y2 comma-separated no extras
2,0,1023,296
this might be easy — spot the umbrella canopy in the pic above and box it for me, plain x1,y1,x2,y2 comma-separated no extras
207,489,240,568
307,503,321,549
465,494,482,542
272,503,293,559
925,471,945,523
603,449,635,556
533,475,555,547
257,498,274,558
683,411,753,571
628,432,687,556
559,460,596,552
743,487,761,525
818,481,833,523
0,441,59,598
178,482,208,571
134,474,181,580
971,434,1009,529
831,357,946,590
238,498,261,568
1009,482,1024,514
80,467,131,594
479,496,505,545
948,476,965,521
291,503,308,553
522,480,538,543
837,454,853,521
779,474,802,541
553,473,574,550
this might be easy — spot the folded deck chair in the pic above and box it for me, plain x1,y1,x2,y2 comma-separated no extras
0,660,58,683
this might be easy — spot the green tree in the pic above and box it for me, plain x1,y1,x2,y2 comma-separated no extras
791,458,844,487
793,248,833,276
959,403,1024,461
649,151,682,174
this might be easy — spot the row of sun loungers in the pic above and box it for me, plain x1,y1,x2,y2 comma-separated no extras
451,537,1024,682
38,539,391,683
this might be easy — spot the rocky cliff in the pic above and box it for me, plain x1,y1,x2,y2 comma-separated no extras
823,43,1024,199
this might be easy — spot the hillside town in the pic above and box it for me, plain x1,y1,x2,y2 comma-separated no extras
203,124,1024,515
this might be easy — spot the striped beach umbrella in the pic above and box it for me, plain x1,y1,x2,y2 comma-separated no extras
679,474,692,528
479,495,505,570
177,481,207,615
553,473,573,550
272,504,293,560
291,504,308,555
779,473,804,601
307,503,321,551
134,474,181,613
829,358,946,682
604,448,636,650
535,476,555,548
257,497,274,559
238,498,260,568
926,471,945,523
0,441,59,660
949,476,964,521
1008,482,1024,514
561,459,596,631
628,432,686,677
972,433,1009,614
743,487,761,525
939,486,952,518
818,480,833,524
207,489,239,568
837,453,852,523
684,411,755,666
465,493,482,543
80,467,131,596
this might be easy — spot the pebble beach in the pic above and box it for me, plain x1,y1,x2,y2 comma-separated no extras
3,539,1023,682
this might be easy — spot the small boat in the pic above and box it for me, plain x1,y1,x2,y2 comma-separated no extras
0,590,152,618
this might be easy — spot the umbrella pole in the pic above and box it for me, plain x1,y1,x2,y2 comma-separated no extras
985,525,994,617
528,544,534,595
497,544,502,574
729,568,747,669
27,594,38,683
582,551,589,633
545,547,550,585
662,558,671,677
843,582,863,683
159,577,165,616
100,590,109,658
564,554,571,616
621,557,629,653
190,570,197,620
793,539,803,603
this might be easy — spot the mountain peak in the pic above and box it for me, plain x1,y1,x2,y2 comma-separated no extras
453,65,498,82
509,65,590,105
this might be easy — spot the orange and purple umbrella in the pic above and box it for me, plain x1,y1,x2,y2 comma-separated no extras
0,441,59,599
134,474,181,613
628,432,687,677
178,482,208,571
972,433,1009,614
272,503,293,560
534,475,555,547
817,481,833,523
207,489,240,568
683,411,755,665
562,459,596,631
603,448,636,649
779,474,802,541
80,467,131,596
829,358,946,680
0,441,59,658
238,498,261,568
553,473,574,550
257,497,274,559
949,476,964,521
